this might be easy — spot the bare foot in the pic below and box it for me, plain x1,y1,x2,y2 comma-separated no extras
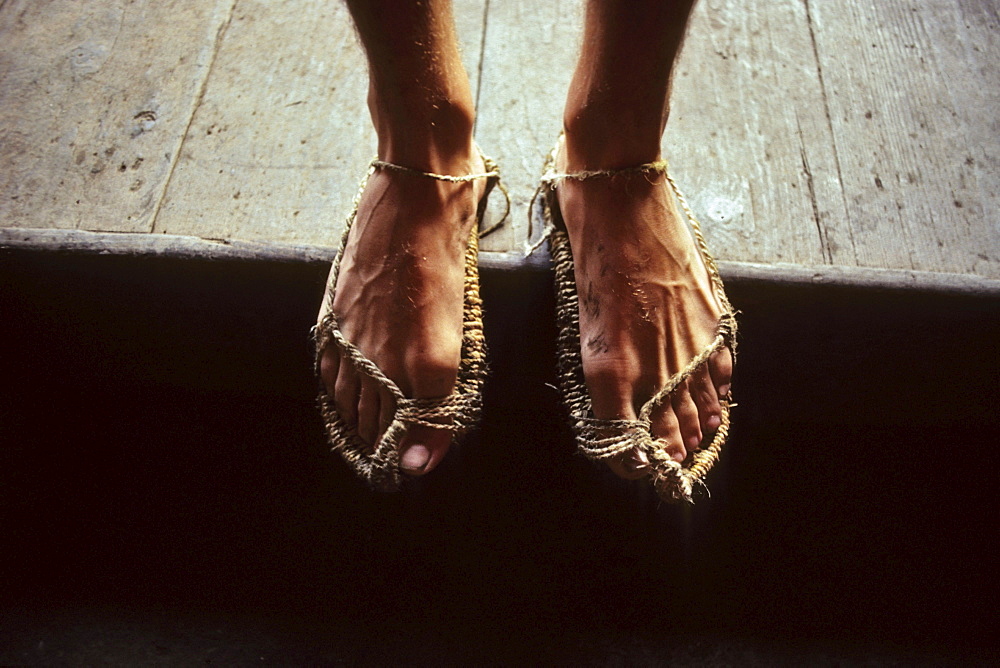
316,146,489,477
553,135,733,480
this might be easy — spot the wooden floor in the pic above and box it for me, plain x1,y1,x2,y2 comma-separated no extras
1,0,998,290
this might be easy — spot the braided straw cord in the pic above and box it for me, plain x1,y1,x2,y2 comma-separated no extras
313,155,501,491
539,143,738,503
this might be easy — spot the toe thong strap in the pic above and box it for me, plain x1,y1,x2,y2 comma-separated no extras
325,314,407,403
570,322,736,503
637,327,733,423
396,393,483,431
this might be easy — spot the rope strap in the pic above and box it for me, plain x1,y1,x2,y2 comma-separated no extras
540,159,670,184
370,154,511,238
371,159,500,182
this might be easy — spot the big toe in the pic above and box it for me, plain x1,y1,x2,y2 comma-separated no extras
607,447,651,480
399,426,452,476
587,371,651,480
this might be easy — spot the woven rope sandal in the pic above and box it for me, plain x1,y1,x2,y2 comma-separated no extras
535,142,737,503
313,153,508,492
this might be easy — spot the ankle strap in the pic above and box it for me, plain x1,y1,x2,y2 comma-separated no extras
371,158,500,183
539,158,670,185
369,153,510,237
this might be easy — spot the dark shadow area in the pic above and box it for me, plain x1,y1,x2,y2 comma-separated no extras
1,249,997,664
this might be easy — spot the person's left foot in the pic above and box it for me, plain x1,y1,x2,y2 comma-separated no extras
553,134,733,479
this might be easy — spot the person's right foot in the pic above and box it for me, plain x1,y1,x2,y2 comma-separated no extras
317,143,489,476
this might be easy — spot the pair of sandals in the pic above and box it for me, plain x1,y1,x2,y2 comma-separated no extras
313,144,737,503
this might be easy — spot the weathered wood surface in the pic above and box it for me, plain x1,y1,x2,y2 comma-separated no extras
0,0,237,232
1,0,997,280
473,1,584,252
152,0,491,247
803,0,999,276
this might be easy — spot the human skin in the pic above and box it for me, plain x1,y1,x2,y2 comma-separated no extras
556,0,732,477
317,0,732,478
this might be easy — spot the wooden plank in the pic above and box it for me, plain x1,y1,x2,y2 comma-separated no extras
1,0,996,280
473,0,584,252
667,0,843,267
153,0,489,247
478,0,1000,277
475,0,848,266
0,0,237,232
806,0,999,278
922,0,999,277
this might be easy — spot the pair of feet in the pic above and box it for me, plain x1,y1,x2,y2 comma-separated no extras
316,134,733,482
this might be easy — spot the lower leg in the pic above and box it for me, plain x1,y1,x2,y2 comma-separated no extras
563,0,695,169
346,0,478,172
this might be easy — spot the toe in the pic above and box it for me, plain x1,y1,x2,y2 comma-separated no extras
399,440,431,473
650,401,686,463
357,377,381,446
607,447,650,480
399,426,452,476
690,366,722,433
708,346,734,399
334,362,360,427
319,345,339,396
587,368,651,479
378,387,395,437
671,379,703,453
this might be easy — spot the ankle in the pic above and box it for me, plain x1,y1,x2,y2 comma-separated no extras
562,107,666,172
369,93,478,174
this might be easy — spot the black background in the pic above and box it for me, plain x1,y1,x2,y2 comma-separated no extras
1,250,997,663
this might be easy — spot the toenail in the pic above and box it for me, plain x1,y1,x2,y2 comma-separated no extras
622,451,649,474
672,450,685,463
400,444,431,472
718,384,731,398
687,435,702,449
707,414,721,430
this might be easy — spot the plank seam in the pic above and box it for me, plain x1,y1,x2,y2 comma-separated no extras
472,0,491,133
797,113,832,264
108,3,127,62
148,0,238,234
802,0,858,265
